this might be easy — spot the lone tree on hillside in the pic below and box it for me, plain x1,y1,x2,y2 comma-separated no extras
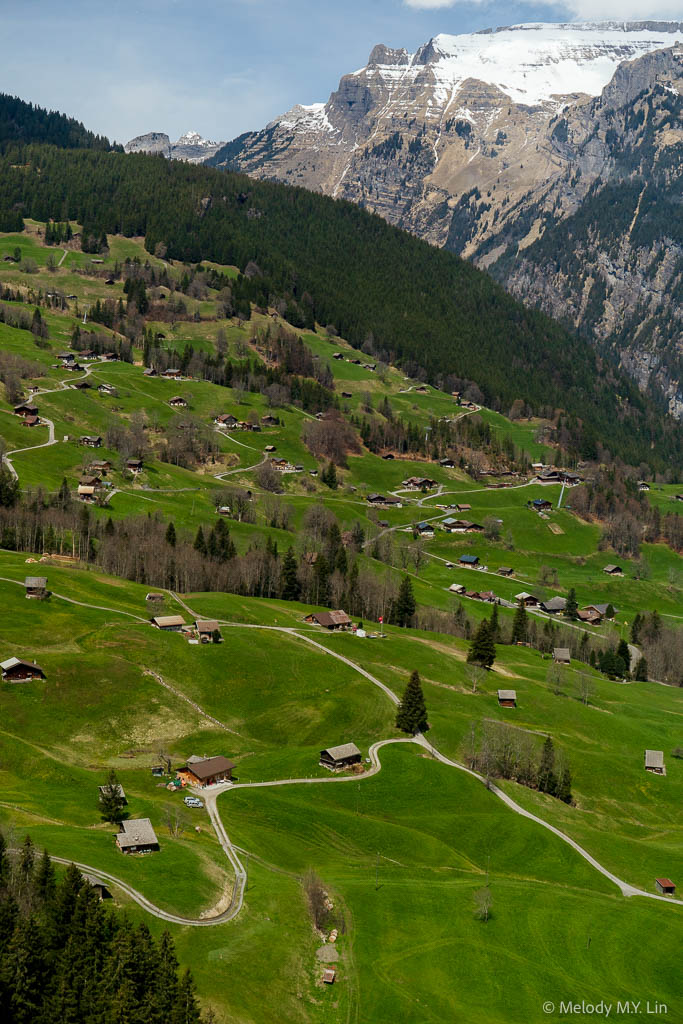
467,619,496,669
393,575,416,627
473,886,493,922
616,638,631,675
396,670,428,735
99,769,127,824
634,656,648,681
511,600,527,644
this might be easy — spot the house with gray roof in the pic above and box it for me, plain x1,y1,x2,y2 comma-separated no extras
320,743,362,770
115,818,159,854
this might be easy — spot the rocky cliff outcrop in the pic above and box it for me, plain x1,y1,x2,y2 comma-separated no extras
124,130,225,163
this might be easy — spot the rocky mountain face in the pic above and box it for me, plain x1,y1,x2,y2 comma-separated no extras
124,130,224,163
209,21,683,413
487,46,683,417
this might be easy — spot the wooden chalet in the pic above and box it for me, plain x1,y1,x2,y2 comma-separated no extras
439,458,455,468
126,458,143,474
655,878,676,896
78,484,97,502
116,818,159,854
304,610,352,631
22,415,40,427
459,554,479,567
1,657,45,682
150,615,186,631
455,504,472,512
24,576,47,599
14,403,39,418
584,603,617,619
497,690,517,708
498,567,514,577
577,608,602,625
71,380,91,390
168,396,188,408
515,592,539,607
261,414,279,426
82,874,112,900
320,743,361,770
416,522,434,537
161,368,182,378
448,583,466,594
403,476,437,490
264,444,277,453
530,498,553,512
80,435,102,448
645,750,665,775
541,597,567,614
146,592,165,602
195,619,221,642
177,755,234,788
602,564,623,576
553,648,571,665
89,459,111,472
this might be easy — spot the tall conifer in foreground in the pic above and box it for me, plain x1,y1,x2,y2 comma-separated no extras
396,670,428,734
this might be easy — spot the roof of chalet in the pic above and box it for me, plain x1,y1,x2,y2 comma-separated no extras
24,576,47,588
645,750,664,769
151,615,185,628
185,755,234,779
195,619,220,632
309,610,352,627
498,690,517,702
322,743,361,760
117,818,158,848
1,657,44,673
553,648,571,661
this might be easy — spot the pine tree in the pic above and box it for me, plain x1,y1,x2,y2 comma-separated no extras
634,656,648,681
630,612,642,644
395,670,428,734
467,619,496,669
565,587,578,620
556,763,572,804
99,768,126,824
489,602,500,642
193,525,207,555
34,849,56,904
537,736,557,796
511,600,527,644
394,575,416,627
280,547,300,601
616,639,631,674
165,521,176,547
171,969,202,1024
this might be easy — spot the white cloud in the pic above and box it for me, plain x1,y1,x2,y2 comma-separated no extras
404,0,683,16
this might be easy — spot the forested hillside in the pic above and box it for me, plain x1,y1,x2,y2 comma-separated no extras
0,93,117,153
0,139,678,466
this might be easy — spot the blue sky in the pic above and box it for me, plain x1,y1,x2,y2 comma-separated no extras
3,0,678,143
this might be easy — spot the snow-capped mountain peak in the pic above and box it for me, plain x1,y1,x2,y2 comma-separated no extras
176,130,218,148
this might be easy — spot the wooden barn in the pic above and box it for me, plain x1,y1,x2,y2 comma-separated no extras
320,743,362,771
115,819,159,854
24,576,48,599
150,615,186,631
1,657,46,682
644,750,665,775
304,610,352,631
655,878,676,896
177,755,234,788
497,689,517,708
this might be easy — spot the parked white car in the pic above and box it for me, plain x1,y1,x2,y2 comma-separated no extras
184,796,203,808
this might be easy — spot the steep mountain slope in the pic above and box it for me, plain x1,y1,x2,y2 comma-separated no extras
487,46,683,416
125,129,225,163
210,22,682,251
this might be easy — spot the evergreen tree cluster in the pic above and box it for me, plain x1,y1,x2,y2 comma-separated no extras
44,219,72,246
0,831,206,1023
